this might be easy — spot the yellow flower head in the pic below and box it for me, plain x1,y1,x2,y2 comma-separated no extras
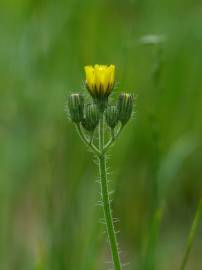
84,64,115,98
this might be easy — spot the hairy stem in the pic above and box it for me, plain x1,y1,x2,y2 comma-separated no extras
98,114,122,270
180,198,202,270
75,124,100,156
103,125,123,154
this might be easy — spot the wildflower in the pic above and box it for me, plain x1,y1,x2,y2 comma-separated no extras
67,65,134,270
84,64,115,99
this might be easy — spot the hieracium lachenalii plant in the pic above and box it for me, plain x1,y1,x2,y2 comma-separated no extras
67,64,134,270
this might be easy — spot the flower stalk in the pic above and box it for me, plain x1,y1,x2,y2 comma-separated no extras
67,64,134,269
98,113,122,270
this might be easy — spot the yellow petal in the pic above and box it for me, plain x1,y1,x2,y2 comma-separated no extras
84,64,115,97
84,66,95,91
94,65,105,93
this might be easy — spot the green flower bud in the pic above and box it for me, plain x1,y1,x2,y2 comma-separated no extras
82,104,100,132
68,93,84,123
117,93,133,125
105,105,119,129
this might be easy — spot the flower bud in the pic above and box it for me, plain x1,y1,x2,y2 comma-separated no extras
117,93,133,125
68,93,84,123
105,105,119,129
82,104,100,131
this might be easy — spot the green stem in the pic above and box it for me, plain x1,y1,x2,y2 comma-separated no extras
75,124,100,156
103,125,123,154
180,198,202,270
98,114,122,270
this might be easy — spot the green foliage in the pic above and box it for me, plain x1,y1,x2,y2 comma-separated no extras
0,0,202,269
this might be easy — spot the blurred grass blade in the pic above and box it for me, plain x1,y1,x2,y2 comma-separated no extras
180,198,202,270
142,205,164,270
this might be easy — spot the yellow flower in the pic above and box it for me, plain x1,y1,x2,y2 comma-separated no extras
84,64,115,98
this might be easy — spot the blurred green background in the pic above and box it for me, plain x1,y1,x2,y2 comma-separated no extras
0,0,202,269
